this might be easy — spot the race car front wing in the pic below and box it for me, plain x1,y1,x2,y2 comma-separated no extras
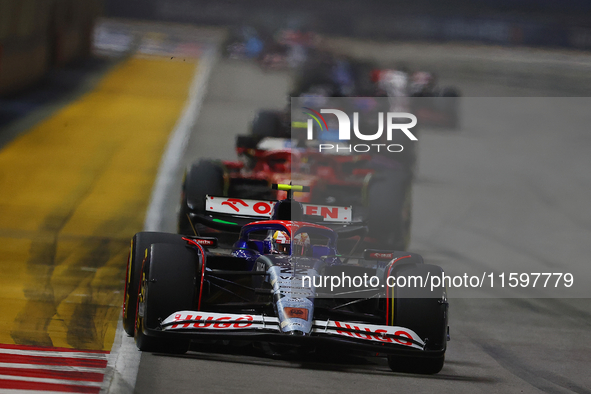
140,311,445,357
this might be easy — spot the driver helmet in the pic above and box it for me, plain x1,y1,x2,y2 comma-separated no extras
272,231,291,254
293,232,311,256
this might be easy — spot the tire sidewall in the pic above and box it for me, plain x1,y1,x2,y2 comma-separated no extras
123,232,187,336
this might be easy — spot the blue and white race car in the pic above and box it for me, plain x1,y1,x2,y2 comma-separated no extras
123,184,449,374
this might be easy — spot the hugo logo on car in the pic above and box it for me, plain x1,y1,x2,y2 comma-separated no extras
331,321,421,348
165,312,255,330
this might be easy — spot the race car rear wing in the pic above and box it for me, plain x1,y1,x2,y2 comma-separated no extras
189,190,365,235
205,196,353,223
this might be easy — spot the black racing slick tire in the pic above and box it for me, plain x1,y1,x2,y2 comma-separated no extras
366,172,412,251
385,261,448,374
122,232,187,337
178,159,225,235
135,243,200,354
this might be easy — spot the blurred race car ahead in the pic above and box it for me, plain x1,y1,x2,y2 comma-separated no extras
126,184,449,374
178,109,413,251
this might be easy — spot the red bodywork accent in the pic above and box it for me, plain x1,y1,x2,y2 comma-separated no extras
183,238,207,310
242,220,332,237
226,147,373,203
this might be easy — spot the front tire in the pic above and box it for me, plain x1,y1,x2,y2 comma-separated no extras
135,243,200,353
366,172,412,251
123,232,187,336
385,261,448,374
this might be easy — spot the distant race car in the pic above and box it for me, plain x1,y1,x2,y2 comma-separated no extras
292,51,461,128
224,25,317,70
124,184,449,374
374,69,460,128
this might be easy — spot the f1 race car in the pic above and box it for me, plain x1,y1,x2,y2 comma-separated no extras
223,25,317,70
178,150,412,251
292,51,461,128
125,184,448,374
178,104,413,251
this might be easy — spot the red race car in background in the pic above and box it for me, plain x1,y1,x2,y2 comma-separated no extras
178,109,413,251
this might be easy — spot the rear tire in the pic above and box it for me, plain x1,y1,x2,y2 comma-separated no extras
178,160,225,235
135,243,200,353
366,173,412,251
123,232,187,336
385,262,448,374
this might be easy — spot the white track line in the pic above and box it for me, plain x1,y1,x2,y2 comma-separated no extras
0,349,107,360
101,45,218,394
100,320,140,394
0,362,104,373
143,44,219,231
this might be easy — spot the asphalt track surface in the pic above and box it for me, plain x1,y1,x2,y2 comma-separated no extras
134,41,591,393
